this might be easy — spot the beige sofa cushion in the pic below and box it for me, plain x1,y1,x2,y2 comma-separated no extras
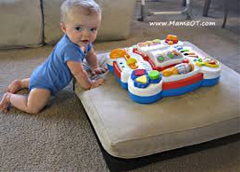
96,0,136,41
42,0,64,45
0,0,43,49
75,44,240,158
42,0,136,45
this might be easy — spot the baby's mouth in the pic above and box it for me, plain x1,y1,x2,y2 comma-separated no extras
81,40,89,43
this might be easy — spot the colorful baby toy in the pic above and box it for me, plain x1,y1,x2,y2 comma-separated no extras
107,35,221,104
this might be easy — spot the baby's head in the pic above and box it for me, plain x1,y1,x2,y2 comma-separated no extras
60,0,101,24
60,0,101,47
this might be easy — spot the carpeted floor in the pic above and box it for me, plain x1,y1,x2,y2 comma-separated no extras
0,0,239,171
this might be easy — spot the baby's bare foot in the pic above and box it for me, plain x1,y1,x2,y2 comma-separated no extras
0,92,12,113
7,80,22,93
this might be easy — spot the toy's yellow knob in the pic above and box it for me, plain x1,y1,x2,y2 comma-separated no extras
126,57,138,69
127,58,137,65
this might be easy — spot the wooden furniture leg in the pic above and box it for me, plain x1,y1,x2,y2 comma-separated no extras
222,0,228,28
203,0,212,16
182,0,186,6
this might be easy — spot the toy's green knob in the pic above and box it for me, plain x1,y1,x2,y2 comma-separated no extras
168,53,174,58
149,70,160,80
158,56,164,61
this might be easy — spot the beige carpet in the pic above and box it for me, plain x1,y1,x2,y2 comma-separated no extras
0,0,240,171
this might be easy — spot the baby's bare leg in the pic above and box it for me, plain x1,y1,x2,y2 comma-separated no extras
7,78,30,93
9,88,50,114
0,92,12,113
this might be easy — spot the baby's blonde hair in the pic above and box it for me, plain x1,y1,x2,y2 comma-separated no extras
60,0,101,24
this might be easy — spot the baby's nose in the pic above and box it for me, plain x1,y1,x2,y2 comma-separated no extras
82,29,90,37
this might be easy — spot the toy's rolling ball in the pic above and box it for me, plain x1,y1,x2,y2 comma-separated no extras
162,63,194,76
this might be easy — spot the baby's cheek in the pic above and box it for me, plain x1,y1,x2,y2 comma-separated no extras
92,33,97,39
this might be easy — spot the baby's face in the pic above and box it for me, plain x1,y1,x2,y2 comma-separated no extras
61,11,101,47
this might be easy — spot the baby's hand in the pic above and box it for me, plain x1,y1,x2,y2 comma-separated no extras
90,78,105,89
92,66,108,75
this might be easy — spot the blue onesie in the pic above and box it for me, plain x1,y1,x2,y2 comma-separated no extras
29,34,92,95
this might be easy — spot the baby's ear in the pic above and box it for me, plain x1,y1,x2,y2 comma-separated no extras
60,23,66,33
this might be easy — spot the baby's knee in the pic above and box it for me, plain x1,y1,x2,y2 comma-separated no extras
26,107,41,114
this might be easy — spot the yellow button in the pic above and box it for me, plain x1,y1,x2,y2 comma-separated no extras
136,75,147,84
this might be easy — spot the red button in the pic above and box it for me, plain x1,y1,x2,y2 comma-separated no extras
134,69,145,76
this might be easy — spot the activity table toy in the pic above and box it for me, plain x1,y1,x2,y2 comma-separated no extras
107,35,221,104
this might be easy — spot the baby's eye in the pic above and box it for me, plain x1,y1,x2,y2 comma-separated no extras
90,28,97,32
75,26,82,32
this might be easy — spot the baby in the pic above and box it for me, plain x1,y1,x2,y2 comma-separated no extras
0,0,107,114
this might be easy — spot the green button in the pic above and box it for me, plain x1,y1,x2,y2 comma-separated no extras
181,49,189,52
168,53,174,58
158,56,164,61
149,70,160,80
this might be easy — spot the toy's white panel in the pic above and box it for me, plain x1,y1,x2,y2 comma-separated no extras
147,48,184,68
173,41,184,46
137,43,167,54
128,78,163,97
179,46,192,51
138,45,167,54
136,40,183,55
121,67,132,83
139,61,152,72
107,57,114,66
116,58,130,71
116,58,132,83
200,66,221,79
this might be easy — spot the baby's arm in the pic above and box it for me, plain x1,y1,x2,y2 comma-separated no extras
86,48,107,74
67,61,104,90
